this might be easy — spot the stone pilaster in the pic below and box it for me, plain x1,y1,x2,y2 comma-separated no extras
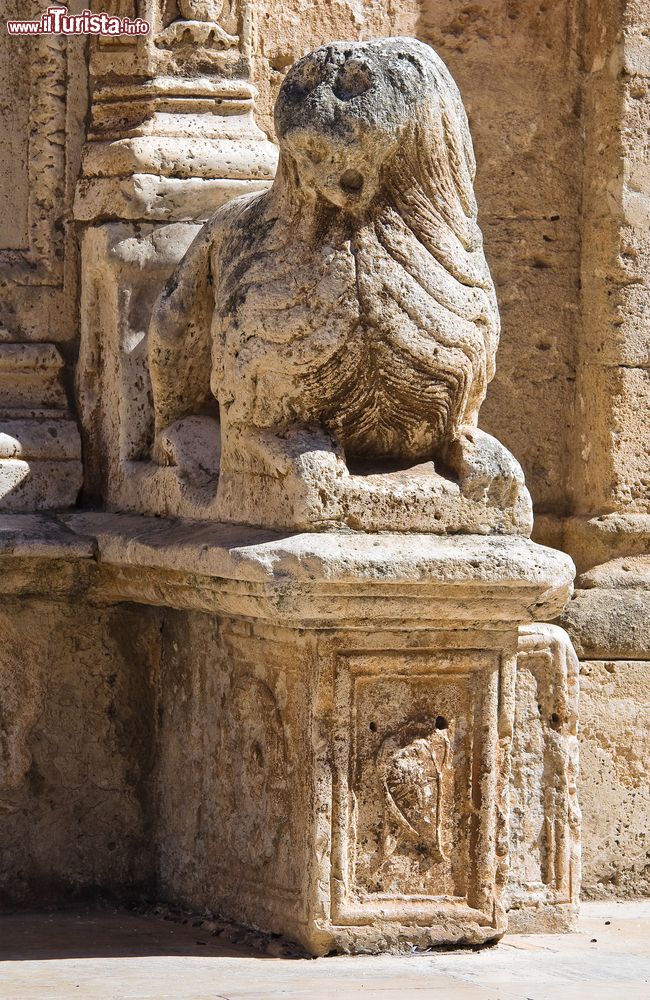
547,1,650,900
570,0,650,522
74,0,277,503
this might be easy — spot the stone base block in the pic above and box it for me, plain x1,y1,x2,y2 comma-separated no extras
156,618,581,952
0,515,580,953
93,520,571,954
157,621,517,954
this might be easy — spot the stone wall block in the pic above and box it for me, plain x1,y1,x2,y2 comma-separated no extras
578,658,650,899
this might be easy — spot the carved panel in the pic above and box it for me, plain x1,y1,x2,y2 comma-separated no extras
219,674,290,872
331,649,511,934
205,623,306,907
0,29,66,286
0,616,44,798
156,0,240,50
94,0,252,74
508,624,581,930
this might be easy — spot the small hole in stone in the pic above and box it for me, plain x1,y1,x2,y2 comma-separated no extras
339,169,364,194
333,59,373,100
435,716,448,730
550,712,560,728
369,721,377,732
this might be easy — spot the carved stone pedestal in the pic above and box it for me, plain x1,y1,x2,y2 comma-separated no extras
0,514,579,951
59,515,574,954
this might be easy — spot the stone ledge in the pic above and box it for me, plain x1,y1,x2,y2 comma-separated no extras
534,512,650,575
0,514,95,560
0,512,574,628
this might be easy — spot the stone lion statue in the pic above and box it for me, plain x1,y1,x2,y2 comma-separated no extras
148,37,532,534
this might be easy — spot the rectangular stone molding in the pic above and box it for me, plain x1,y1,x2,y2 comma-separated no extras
0,341,82,511
324,640,514,949
508,624,581,932
75,0,277,224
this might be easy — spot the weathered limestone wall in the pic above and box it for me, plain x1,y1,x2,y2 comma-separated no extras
0,1,87,510
578,659,650,899
0,599,162,906
419,0,582,516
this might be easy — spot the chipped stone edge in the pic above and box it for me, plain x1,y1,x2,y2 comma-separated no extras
0,512,574,626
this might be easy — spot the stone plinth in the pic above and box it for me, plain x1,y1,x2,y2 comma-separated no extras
0,513,575,954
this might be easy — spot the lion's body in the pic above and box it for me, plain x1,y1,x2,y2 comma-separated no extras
212,175,496,464
147,38,531,534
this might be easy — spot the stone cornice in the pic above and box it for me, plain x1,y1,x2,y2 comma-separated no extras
0,512,574,630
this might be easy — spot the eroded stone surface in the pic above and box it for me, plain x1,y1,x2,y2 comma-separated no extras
0,598,162,907
0,343,82,512
508,625,581,933
148,38,532,535
0,513,577,949
578,659,650,900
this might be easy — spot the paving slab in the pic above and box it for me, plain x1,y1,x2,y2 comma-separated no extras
0,901,648,1000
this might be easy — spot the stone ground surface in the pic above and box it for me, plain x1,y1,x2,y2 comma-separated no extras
0,901,648,999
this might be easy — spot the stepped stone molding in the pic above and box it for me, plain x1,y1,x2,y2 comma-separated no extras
75,0,276,223
0,341,82,511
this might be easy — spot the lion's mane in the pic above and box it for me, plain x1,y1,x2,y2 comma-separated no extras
218,38,500,464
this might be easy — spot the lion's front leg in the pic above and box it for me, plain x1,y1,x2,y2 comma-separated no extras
216,424,349,530
440,427,529,510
